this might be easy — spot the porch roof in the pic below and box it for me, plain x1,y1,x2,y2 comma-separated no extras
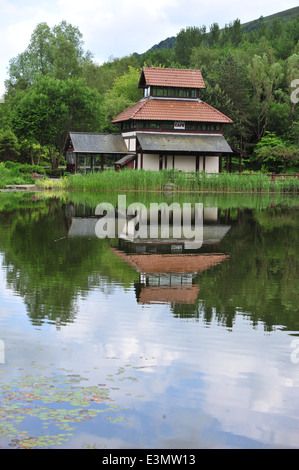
136,132,233,154
114,154,136,166
69,132,128,154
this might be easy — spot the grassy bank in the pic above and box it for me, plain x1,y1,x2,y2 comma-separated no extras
0,162,45,188
39,169,299,193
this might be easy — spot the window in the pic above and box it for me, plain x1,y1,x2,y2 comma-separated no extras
149,121,160,129
152,87,198,98
162,122,174,130
139,121,160,129
66,151,75,164
121,120,136,131
200,124,221,132
186,123,197,131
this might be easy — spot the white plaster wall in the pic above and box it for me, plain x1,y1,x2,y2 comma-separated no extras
125,138,136,152
204,207,218,221
143,154,160,171
121,132,136,152
174,155,196,171
205,156,219,173
167,155,173,169
137,153,220,173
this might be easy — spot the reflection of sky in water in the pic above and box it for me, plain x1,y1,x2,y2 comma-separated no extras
1,254,299,450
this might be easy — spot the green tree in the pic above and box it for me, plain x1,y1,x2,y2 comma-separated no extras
0,130,20,162
18,139,49,166
110,66,142,103
82,55,140,95
218,53,250,114
140,48,176,68
6,21,91,93
269,18,283,41
175,26,206,66
103,66,142,127
248,53,284,140
255,132,299,172
208,23,220,47
230,19,243,47
190,44,221,77
12,76,107,169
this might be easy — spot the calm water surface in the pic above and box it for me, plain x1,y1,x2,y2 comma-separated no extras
0,190,299,449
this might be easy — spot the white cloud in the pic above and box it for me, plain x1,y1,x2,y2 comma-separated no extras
0,0,297,94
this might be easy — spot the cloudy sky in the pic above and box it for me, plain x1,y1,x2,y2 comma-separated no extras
0,0,298,95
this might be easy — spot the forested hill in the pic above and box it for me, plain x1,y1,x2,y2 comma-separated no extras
242,6,299,32
146,7,299,53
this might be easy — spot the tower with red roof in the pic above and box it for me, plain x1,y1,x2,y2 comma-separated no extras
112,67,233,172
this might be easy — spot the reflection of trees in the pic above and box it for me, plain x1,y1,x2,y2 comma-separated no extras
1,193,299,332
172,209,299,331
0,198,138,326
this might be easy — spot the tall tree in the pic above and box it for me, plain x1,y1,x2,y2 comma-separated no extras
103,66,142,129
255,132,299,172
247,52,284,140
175,26,206,66
12,76,107,169
208,23,220,47
6,21,91,94
0,130,19,162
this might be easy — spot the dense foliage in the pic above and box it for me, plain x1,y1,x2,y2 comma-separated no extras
0,12,298,171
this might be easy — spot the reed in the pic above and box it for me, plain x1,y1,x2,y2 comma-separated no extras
38,169,299,193
53,169,170,191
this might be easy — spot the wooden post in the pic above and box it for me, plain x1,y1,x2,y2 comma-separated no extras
159,154,163,171
101,155,104,172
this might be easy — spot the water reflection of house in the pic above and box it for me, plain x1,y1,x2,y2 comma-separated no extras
111,248,229,305
65,203,230,306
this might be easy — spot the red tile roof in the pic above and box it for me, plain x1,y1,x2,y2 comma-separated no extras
138,67,205,89
138,285,199,305
112,99,233,124
111,249,229,274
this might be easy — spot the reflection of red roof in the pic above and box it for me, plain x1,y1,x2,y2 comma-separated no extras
138,286,199,305
112,99,233,124
138,67,206,89
111,249,229,273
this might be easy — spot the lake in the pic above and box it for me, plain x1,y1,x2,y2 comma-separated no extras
0,189,299,449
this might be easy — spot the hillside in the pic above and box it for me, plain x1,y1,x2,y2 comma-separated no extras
147,6,299,52
242,6,299,32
